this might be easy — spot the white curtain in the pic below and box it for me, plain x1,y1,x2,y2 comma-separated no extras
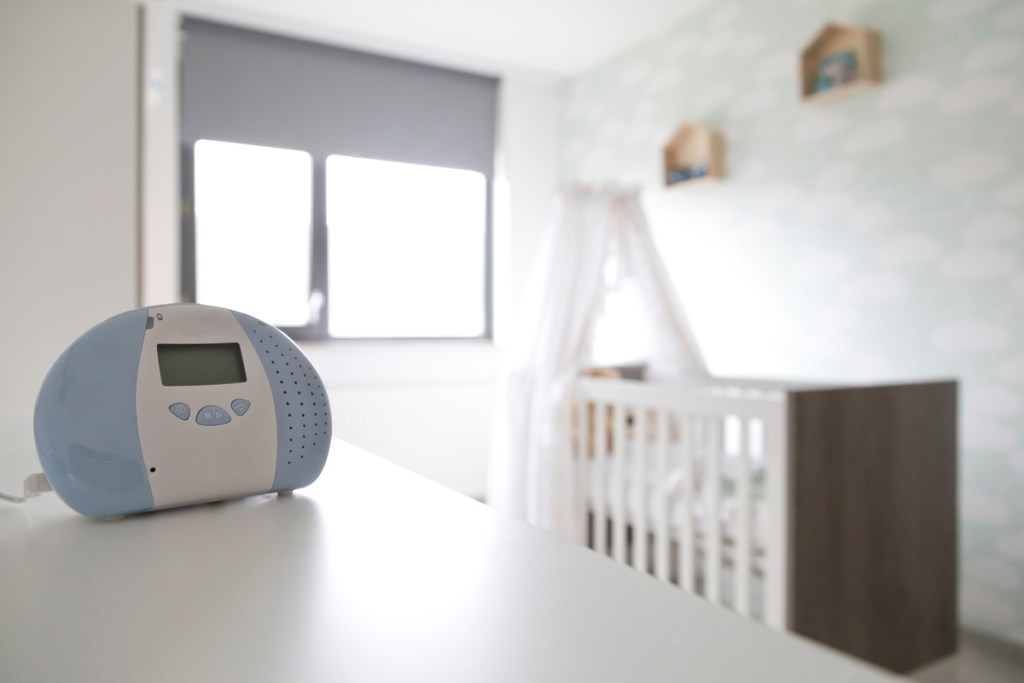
487,186,707,539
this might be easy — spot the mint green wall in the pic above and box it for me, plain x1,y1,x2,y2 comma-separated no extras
563,0,1024,644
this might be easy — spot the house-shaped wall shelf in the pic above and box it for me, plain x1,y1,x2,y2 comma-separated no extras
662,123,725,189
800,23,882,103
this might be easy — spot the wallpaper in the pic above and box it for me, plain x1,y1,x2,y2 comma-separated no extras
562,0,1024,644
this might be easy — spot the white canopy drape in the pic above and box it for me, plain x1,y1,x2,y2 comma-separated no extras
487,186,707,539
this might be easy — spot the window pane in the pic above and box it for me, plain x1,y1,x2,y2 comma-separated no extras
326,156,487,338
194,140,312,327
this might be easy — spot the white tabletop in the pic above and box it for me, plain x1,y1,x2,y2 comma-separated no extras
0,440,903,682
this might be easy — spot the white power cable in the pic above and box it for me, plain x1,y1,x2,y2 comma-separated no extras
0,473,52,503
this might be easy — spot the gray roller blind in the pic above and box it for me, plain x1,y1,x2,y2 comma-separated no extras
180,18,498,174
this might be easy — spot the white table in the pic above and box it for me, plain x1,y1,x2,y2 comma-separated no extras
0,440,904,682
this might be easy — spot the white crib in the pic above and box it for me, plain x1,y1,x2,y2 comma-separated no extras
570,375,958,675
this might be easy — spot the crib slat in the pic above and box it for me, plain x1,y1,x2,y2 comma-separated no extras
611,402,627,564
574,392,590,546
593,400,607,556
679,414,696,593
632,406,649,572
654,410,670,582
704,417,723,605
735,418,753,617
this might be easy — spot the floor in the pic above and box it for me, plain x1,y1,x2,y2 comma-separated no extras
911,631,1024,683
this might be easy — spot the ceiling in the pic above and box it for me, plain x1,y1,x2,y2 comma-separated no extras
175,0,712,78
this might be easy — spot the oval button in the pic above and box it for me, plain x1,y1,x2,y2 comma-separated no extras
196,405,231,426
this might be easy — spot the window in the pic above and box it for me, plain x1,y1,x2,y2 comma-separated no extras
179,19,498,340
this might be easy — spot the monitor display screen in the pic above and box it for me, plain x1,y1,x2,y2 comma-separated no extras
157,343,247,386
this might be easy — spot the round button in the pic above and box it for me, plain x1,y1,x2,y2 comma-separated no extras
230,399,251,416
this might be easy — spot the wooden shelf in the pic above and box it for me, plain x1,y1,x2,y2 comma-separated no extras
662,123,725,189
800,23,882,103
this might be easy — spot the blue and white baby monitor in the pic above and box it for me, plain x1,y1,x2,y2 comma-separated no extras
34,304,332,517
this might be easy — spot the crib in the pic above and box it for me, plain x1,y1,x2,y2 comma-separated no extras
571,375,958,674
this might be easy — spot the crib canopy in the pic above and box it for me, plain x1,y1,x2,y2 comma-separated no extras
488,185,707,539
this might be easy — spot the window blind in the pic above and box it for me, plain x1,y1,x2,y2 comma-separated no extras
180,18,498,175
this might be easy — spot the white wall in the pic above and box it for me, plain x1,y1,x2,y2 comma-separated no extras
0,0,139,487
501,76,562,334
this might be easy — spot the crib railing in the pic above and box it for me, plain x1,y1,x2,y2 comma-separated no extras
572,378,789,629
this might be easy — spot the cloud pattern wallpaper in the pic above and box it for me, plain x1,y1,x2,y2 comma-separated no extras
562,0,1024,644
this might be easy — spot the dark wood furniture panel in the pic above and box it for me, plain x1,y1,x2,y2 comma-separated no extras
788,381,958,673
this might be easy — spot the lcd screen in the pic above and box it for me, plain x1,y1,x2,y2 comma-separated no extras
157,343,247,386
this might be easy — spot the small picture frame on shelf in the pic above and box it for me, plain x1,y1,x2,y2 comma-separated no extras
666,164,709,186
815,50,858,93
799,23,881,102
662,123,724,189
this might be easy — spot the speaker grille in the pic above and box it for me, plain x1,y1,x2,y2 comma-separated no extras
233,312,331,491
